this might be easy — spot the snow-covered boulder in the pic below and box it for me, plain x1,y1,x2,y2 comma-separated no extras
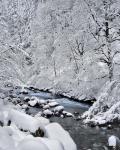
43,109,53,117
45,123,77,150
24,97,30,102
54,106,64,112
43,104,50,109
48,101,59,107
63,111,74,117
83,81,120,125
20,88,28,94
108,135,120,148
28,100,37,107
22,104,28,109
38,99,46,105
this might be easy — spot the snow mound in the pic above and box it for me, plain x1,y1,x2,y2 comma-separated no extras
40,138,64,150
83,81,120,125
8,109,49,132
17,138,49,150
45,123,77,150
38,99,46,105
54,106,64,112
48,102,59,107
43,109,53,116
28,100,37,107
108,135,120,148
108,136,117,147
43,104,50,109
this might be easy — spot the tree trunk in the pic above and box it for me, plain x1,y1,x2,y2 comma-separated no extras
108,61,113,81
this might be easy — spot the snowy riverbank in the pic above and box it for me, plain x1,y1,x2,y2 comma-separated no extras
0,91,77,150
83,80,120,126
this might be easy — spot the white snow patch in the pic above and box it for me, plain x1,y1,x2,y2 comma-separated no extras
8,109,47,132
28,100,37,107
45,123,77,150
108,136,117,147
54,106,64,112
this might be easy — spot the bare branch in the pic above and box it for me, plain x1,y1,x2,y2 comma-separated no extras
99,57,108,64
112,51,120,59
84,0,102,28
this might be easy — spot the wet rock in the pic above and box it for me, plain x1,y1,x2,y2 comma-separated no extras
32,128,44,137
74,112,79,115
63,111,74,117
54,111,61,117
24,97,30,102
75,116,81,121
22,104,28,109
9,94,17,98
103,146,109,150
20,89,28,95
107,124,113,130
43,109,53,118
54,106,64,113
89,122,96,128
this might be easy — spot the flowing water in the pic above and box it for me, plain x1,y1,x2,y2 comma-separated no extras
12,88,120,150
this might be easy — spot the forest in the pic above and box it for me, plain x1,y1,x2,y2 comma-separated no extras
0,0,120,149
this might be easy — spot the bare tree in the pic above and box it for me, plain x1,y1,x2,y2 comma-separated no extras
85,0,120,81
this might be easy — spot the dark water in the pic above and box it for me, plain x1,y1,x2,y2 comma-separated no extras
11,87,120,150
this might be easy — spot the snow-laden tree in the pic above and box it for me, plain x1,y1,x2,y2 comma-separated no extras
85,0,120,81
0,0,37,86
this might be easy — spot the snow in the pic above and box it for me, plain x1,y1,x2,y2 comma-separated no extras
40,138,64,150
24,97,30,102
31,96,39,101
34,117,49,126
63,111,74,117
0,125,66,150
2,0,120,148
17,138,49,150
28,100,37,107
43,109,53,116
38,99,46,105
0,0,120,103
45,123,77,150
83,81,120,125
54,106,64,112
108,136,117,147
48,102,59,107
43,104,50,109
8,109,48,133
0,100,76,150
20,87,28,94
22,104,28,109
